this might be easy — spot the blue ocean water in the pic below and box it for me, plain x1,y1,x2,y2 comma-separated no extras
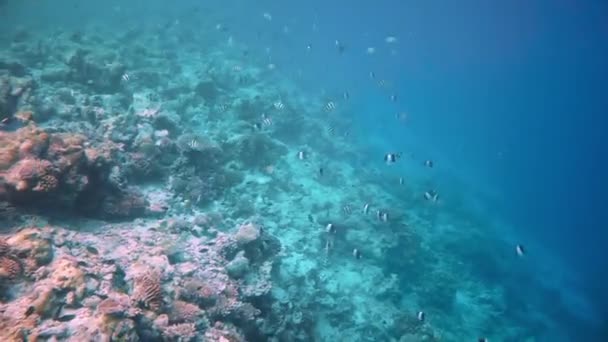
1,0,606,340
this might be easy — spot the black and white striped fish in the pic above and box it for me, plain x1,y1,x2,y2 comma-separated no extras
424,190,439,202
326,223,336,234
424,160,434,168
516,244,525,257
273,101,285,110
324,101,336,112
188,139,199,149
217,104,228,113
261,114,273,127
335,40,345,54
121,73,130,81
384,153,400,164
363,203,370,215
352,248,362,259
376,210,389,222
343,205,352,215
417,311,425,322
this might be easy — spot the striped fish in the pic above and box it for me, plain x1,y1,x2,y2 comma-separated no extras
324,101,336,112
363,203,370,215
188,139,199,149
217,104,228,112
273,101,285,110
342,205,352,215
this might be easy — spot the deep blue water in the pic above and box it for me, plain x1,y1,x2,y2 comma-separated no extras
2,0,607,339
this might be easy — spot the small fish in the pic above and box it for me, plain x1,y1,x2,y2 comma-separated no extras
232,65,242,72
343,130,350,138
478,338,489,342
399,177,404,185
326,223,336,234
297,151,307,160
343,205,352,215
516,244,525,257
390,94,397,102
335,40,345,54
424,160,434,168
319,167,324,176
343,91,350,100
261,114,273,126
267,63,276,70
378,79,387,87
188,139,199,149
308,214,314,223
262,12,272,21
253,122,262,130
352,248,362,259
395,112,408,123
324,101,336,112
417,311,425,322
424,190,439,202
217,104,228,112
385,36,398,43
306,44,312,51
363,203,370,215
0,117,11,127
376,210,389,222
369,71,376,79
327,126,336,135
384,153,400,164
273,101,285,110
121,73,130,81
366,47,376,55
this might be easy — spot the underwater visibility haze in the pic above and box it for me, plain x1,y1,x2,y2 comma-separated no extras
0,0,606,341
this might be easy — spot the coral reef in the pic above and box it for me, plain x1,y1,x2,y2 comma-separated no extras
0,14,578,342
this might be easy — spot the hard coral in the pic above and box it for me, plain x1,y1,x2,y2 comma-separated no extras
133,271,163,311
0,255,22,280
162,322,197,342
169,300,203,324
235,222,261,246
6,228,53,272
0,238,9,255
0,125,49,170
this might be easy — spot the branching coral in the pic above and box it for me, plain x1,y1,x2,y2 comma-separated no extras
162,322,197,342
169,300,204,324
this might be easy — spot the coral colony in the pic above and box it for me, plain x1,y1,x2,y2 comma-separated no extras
0,16,565,342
